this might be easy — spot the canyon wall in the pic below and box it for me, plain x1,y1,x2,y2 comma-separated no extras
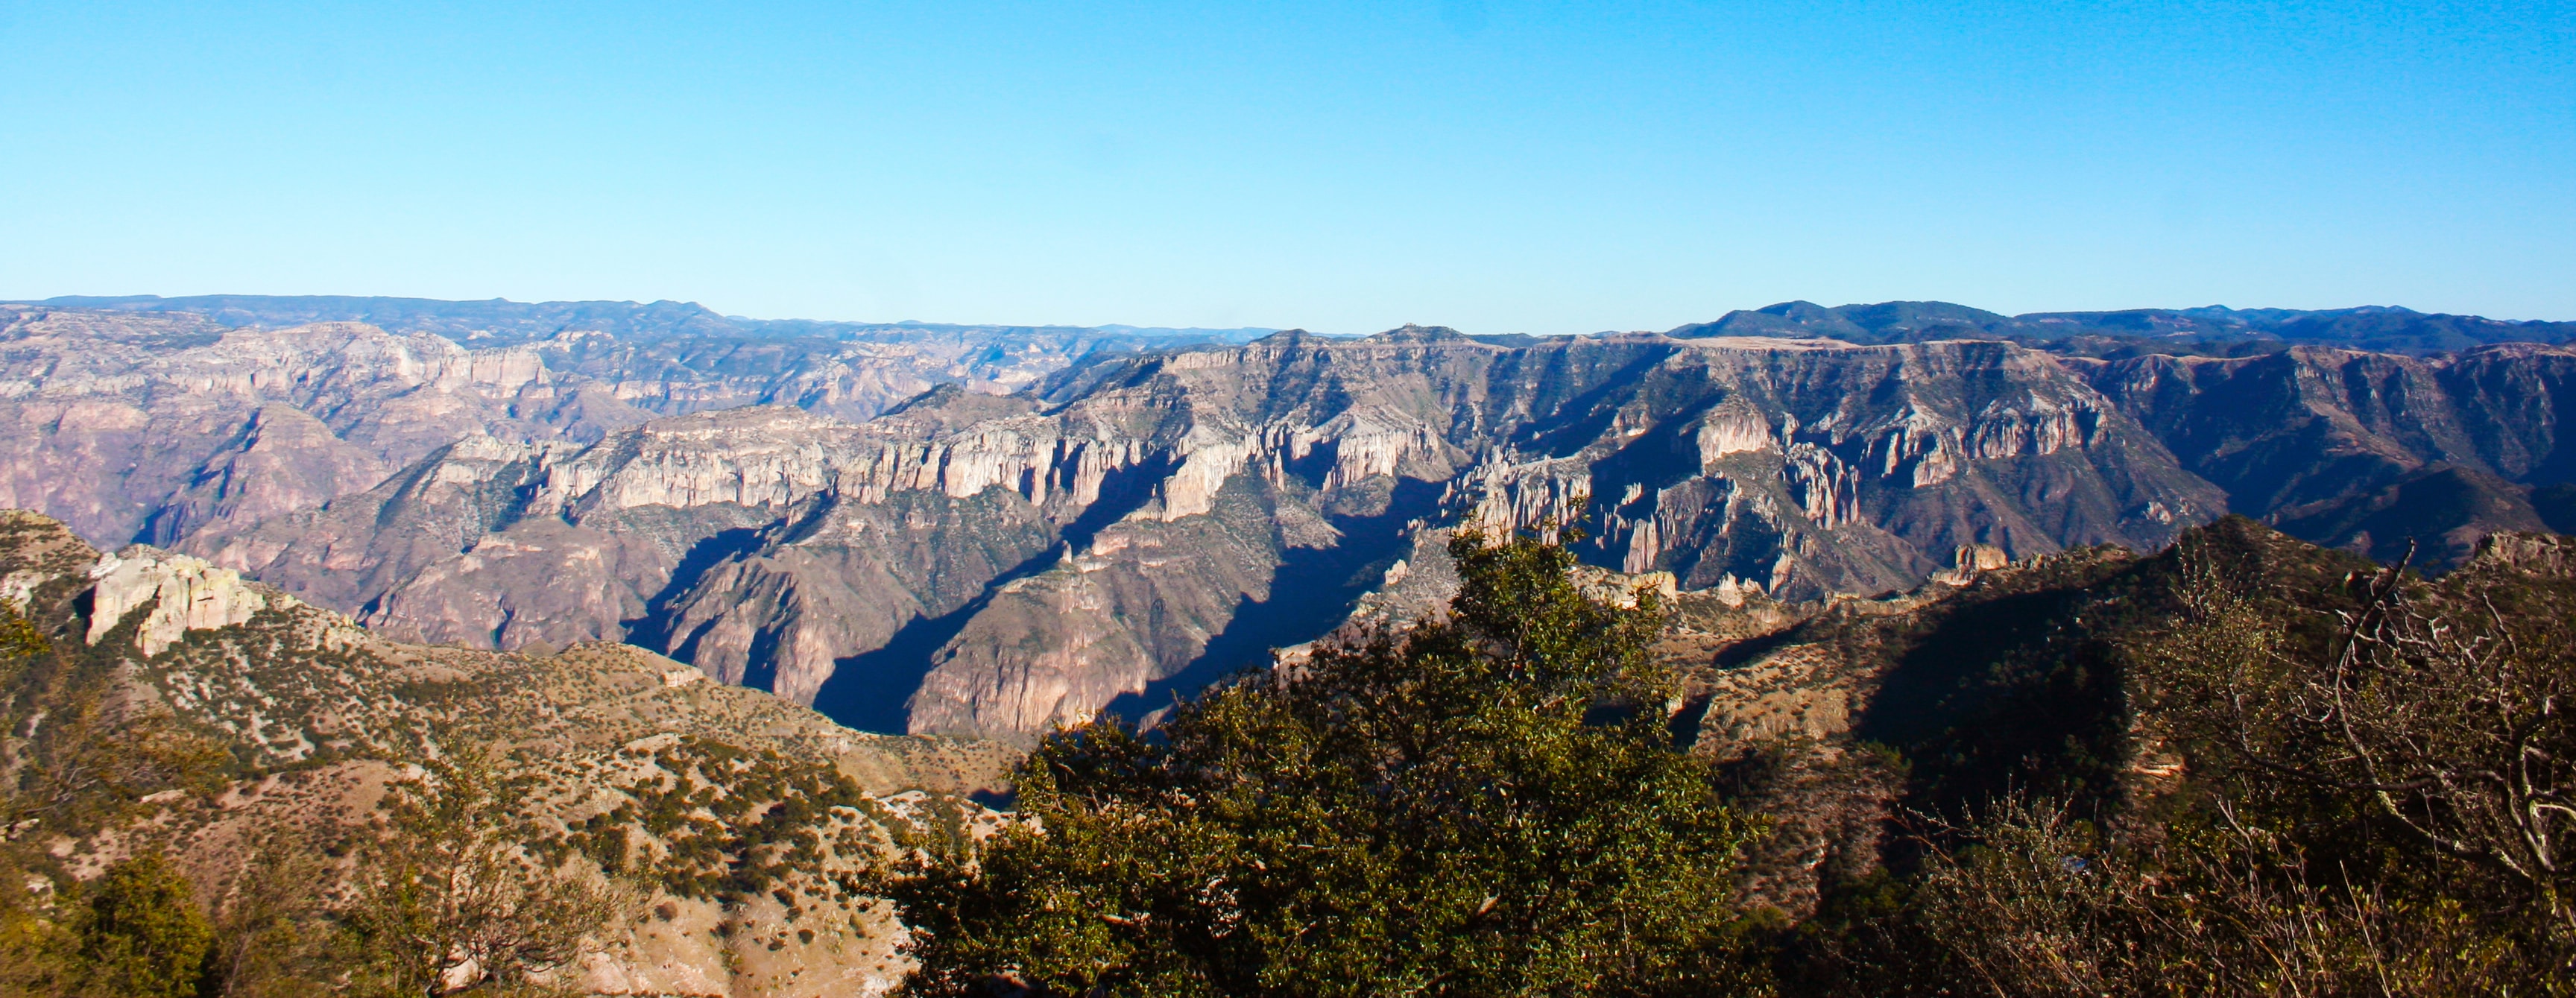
10,303,2575,743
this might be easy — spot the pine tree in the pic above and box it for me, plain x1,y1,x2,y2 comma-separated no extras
71,851,211,998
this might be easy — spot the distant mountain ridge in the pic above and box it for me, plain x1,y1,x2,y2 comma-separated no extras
13,294,1278,347
1668,300,2576,354
26,293,2575,356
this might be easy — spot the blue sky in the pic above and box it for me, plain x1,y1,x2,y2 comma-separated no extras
4,1,2570,334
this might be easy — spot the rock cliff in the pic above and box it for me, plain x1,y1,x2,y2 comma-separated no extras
2083,342,2576,564
192,329,2252,742
0,303,1242,549
84,546,288,656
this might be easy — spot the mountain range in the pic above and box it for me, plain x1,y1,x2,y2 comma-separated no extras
1673,299,2576,354
5,295,2573,745
14,294,1279,347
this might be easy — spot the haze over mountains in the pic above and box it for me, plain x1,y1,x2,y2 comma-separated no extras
22,294,1282,347
1676,299,2576,354
6,294,2573,743
26,293,2576,353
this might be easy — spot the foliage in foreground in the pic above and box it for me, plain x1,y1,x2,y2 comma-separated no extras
0,598,626,997
1787,522,2576,996
338,743,631,996
891,528,1766,997
5,509,2574,997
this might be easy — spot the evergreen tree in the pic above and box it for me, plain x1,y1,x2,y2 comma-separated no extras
71,851,211,998
0,603,223,998
893,529,1765,997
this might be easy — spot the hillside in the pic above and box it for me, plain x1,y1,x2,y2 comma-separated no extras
867,516,2576,994
0,509,1014,997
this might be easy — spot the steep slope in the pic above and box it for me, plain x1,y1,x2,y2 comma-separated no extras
0,509,1014,997
0,303,1262,551
2083,342,2576,565
0,310,569,546
193,329,2226,742
18,297,2575,745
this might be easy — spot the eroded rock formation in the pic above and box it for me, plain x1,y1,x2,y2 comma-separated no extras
192,329,2258,742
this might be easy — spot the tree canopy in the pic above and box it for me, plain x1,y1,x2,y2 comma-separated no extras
892,528,1765,997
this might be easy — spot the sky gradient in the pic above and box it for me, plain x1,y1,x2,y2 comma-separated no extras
4,1,2571,334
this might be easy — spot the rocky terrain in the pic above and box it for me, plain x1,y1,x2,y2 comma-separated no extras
182,329,2230,742
6,297,2575,745
6,502,2572,993
0,509,1014,997
2078,343,2576,564
1657,518,2576,925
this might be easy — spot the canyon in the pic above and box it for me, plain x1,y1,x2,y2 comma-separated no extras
6,297,2574,745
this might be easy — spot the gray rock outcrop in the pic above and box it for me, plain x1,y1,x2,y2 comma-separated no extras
86,546,290,657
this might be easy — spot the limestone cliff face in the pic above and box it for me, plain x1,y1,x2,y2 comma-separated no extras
0,309,629,547
84,546,291,657
189,402,1085,707
1451,335,2219,599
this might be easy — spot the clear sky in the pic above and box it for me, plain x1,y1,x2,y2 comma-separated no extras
4,2,2570,334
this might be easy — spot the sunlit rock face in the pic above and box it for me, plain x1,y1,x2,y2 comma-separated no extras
172,328,2241,742
0,303,1220,551
0,312,578,548
85,546,291,657
1452,335,2220,600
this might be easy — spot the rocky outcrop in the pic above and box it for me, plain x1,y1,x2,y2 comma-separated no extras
85,546,288,657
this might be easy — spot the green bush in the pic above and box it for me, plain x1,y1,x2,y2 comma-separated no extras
891,529,1767,997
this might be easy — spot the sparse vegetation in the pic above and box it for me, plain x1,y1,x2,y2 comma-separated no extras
1775,522,2576,996
0,508,998,997
337,742,629,996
